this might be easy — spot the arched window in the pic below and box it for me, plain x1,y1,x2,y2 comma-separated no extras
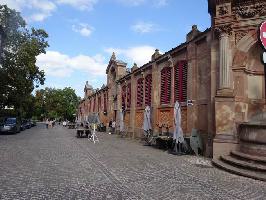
160,67,172,104
127,83,131,108
137,78,144,107
174,61,188,102
145,74,152,106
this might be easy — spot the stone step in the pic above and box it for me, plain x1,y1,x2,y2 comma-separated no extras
231,150,266,164
212,158,266,182
220,155,266,171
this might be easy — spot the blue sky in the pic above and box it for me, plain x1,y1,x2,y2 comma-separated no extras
2,0,210,97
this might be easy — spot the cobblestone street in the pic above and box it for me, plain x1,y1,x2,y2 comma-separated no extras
0,124,265,200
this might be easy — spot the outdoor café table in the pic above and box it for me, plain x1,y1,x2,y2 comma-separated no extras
156,135,173,149
76,128,91,138
68,123,76,129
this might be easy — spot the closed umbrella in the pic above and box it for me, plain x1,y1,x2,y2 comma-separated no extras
173,101,184,144
143,106,152,134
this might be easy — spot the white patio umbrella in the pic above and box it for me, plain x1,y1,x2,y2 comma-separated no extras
173,101,184,144
143,106,152,133
119,110,124,132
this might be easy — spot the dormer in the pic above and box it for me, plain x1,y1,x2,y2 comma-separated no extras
106,52,127,86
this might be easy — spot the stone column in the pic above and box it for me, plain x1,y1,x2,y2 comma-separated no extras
219,33,230,89
130,75,136,138
213,25,237,158
216,25,233,96
152,62,160,135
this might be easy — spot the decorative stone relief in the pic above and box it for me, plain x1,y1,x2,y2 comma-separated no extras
235,30,249,44
234,2,266,19
216,3,231,17
215,24,233,38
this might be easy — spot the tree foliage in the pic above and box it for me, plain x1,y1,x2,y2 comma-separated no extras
0,5,49,114
34,87,80,121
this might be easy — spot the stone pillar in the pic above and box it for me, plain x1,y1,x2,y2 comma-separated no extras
213,26,237,158
130,75,136,138
219,33,230,89
216,26,233,96
152,63,159,135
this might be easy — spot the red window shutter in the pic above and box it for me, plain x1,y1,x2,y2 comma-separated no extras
175,61,187,102
127,83,131,108
145,74,152,106
160,67,171,104
137,78,144,107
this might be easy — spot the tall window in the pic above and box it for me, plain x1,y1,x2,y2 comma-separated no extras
175,61,188,102
145,74,152,106
127,83,131,108
89,100,91,112
137,78,144,107
160,67,172,104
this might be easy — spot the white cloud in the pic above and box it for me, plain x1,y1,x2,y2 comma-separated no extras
37,51,107,78
2,0,56,22
105,45,158,66
56,0,98,11
1,0,25,10
131,21,158,33
2,0,98,22
72,23,94,37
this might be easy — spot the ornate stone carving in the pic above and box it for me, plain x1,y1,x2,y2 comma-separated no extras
216,3,231,16
215,24,232,38
234,2,266,19
235,30,249,44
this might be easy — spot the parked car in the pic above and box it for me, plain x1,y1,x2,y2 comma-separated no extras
0,118,5,132
24,120,31,129
21,119,28,131
30,119,37,127
20,122,26,131
0,117,21,134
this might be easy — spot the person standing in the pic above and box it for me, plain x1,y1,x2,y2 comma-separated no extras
46,119,49,129
108,120,112,134
112,120,116,134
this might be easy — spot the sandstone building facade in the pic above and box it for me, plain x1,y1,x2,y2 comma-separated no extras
78,0,266,157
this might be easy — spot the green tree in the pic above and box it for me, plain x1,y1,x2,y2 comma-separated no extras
0,5,48,116
34,87,80,121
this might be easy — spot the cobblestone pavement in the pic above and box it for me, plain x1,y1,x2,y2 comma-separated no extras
0,124,265,200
